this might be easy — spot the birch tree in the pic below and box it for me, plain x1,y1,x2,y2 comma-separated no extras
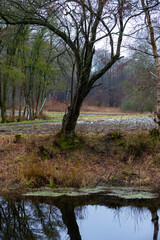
140,0,160,126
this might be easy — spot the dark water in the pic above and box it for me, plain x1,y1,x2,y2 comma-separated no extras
0,195,159,240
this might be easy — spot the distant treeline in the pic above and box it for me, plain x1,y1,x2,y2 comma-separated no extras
0,25,156,123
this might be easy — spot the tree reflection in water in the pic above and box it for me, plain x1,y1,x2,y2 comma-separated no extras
111,206,159,240
150,209,159,240
0,197,66,239
0,196,159,240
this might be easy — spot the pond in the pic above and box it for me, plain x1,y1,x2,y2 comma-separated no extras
0,190,160,240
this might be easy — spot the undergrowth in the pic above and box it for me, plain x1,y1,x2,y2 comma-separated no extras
1,129,160,191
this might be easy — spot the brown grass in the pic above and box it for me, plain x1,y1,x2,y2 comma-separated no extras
81,104,151,115
0,131,160,193
44,99,67,112
44,99,145,114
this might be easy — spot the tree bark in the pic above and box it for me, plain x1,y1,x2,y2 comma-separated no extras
36,83,41,116
61,85,86,138
12,83,16,118
70,63,75,105
0,72,2,121
18,86,23,118
61,101,82,138
141,0,160,126
1,81,7,123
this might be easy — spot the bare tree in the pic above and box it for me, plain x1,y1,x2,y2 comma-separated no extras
0,0,146,138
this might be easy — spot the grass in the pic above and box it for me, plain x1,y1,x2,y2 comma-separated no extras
1,129,160,193
0,111,151,130
0,118,61,125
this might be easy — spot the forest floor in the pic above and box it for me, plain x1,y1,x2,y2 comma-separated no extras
0,108,160,195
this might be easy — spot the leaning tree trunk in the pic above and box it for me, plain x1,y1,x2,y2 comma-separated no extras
61,86,86,138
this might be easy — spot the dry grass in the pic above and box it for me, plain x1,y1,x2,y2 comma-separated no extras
44,99,128,113
0,131,160,192
44,99,67,112
44,99,147,114
81,104,147,115
81,104,122,113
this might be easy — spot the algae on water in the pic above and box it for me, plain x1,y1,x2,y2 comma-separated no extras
106,187,158,199
23,186,159,199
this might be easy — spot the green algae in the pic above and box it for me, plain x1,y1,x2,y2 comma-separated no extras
23,187,106,197
24,189,87,197
106,186,158,199
23,186,159,199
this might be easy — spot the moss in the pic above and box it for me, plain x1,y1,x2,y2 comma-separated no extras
14,133,23,143
55,133,84,151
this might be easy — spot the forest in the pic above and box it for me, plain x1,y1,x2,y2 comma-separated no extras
0,0,160,190
1,2,160,239
0,0,159,134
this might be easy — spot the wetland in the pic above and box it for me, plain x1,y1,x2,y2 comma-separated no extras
0,187,160,240
0,112,160,239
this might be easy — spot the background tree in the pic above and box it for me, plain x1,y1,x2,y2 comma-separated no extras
0,0,138,138
0,25,26,122
0,24,60,122
121,49,156,112
140,0,160,125
21,27,59,119
85,49,125,108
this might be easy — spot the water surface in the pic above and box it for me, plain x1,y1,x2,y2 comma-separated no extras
0,195,159,240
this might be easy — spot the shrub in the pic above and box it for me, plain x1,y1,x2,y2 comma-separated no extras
124,134,154,159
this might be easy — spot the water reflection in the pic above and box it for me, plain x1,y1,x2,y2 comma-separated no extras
0,196,159,240
0,198,66,239
77,206,159,240
150,209,159,240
